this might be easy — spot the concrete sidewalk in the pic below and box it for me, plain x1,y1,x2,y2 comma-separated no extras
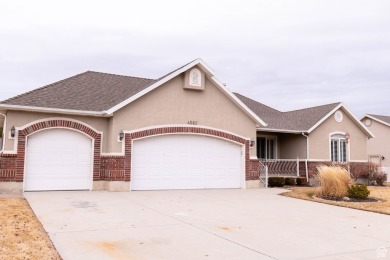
25,189,390,260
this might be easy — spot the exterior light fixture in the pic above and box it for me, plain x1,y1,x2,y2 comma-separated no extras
10,126,15,138
345,133,350,143
250,139,255,148
381,156,385,161
119,130,124,141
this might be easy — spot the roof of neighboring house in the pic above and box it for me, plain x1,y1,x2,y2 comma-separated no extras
235,92,342,132
0,71,157,112
364,114,390,126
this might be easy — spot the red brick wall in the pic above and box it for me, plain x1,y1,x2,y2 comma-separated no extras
247,159,260,180
100,156,126,181
299,161,369,178
0,154,17,181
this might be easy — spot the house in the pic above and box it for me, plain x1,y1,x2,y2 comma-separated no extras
360,114,390,182
0,59,266,192
235,93,374,180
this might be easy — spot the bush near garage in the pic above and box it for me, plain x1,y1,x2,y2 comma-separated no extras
373,171,387,186
296,177,308,186
284,177,296,186
347,185,370,199
268,177,285,187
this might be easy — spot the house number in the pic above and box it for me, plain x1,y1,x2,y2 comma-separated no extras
188,121,198,125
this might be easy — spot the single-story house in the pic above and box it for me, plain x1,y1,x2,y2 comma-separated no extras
0,59,266,192
235,93,374,179
360,114,390,182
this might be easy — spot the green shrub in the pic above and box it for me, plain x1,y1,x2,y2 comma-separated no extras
296,177,308,186
316,166,352,198
347,185,370,199
284,177,296,186
268,177,285,187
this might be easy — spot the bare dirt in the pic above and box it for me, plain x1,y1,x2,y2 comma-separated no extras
0,194,61,260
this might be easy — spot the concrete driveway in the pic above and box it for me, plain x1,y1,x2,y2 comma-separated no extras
25,189,390,260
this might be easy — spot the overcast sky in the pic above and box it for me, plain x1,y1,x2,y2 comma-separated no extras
1,0,389,117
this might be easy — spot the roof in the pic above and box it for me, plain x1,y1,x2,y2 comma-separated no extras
235,92,374,138
363,114,390,127
0,59,266,126
235,92,341,132
0,71,156,112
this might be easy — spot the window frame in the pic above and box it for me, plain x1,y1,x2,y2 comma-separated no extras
257,135,277,160
330,133,348,162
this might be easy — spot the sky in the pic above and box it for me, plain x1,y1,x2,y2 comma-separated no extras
1,0,389,117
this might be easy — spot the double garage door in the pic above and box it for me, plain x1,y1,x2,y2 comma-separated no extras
24,129,243,191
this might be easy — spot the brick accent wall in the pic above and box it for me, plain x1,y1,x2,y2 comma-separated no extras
100,156,126,181
247,159,260,180
299,161,370,178
0,154,17,181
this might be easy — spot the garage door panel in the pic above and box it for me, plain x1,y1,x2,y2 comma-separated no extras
131,135,242,190
25,129,93,191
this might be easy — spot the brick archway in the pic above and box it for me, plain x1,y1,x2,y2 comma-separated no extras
16,119,102,182
122,126,255,182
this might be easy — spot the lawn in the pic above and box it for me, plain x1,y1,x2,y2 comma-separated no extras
282,185,390,215
0,194,61,259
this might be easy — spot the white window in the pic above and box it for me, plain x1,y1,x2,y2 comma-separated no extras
330,134,347,162
257,136,276,160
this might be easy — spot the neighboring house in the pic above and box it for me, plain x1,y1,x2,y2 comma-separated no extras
360,114,390,182
235,93,374,179
0,59,266,192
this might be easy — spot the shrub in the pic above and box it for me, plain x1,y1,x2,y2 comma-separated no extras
349,162,371,181
268,177,285,187
315,166,352,198
347,185,370,199
373,171,387,186
296,177,308,186
284,177,296,186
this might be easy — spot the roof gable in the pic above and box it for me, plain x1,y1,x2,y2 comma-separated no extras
362,114,390,127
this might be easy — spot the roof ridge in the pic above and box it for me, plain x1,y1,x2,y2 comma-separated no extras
87,70,156,81
368,113,390,118
285,102,341,113
233,92,282,113
0,71,91,104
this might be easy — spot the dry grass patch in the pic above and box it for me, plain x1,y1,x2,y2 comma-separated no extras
282,186,390,215
0,195,61,260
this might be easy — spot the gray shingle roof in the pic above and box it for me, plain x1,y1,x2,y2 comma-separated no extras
368,114,390,125
235,92,341,132
0,71,157,111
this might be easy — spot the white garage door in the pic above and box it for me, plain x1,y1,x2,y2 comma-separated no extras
131,135,243,190
24,129,93,191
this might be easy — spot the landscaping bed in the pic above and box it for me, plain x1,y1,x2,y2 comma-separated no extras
282,186,390,215
0,194,61,259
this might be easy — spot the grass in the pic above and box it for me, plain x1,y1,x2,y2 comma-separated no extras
282,185,390,215
0,194,61,260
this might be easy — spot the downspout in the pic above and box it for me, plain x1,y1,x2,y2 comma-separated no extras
302,132,309,181
0,112,6,153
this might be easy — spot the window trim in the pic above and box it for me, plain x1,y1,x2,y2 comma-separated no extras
329,132,350,162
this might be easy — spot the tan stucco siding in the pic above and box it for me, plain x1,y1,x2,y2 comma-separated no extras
3,111,109,152
110,74,257,155
309,109,368,161
364,119,390,167
279,133,307,159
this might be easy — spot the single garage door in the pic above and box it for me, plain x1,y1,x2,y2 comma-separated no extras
24,129,93,191
131,134,242,190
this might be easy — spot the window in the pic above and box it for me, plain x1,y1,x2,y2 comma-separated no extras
257,136,276,160
330,134,347,162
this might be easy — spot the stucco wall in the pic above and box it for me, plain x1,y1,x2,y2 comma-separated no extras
109,74,257,156
309,109,368,161
3,111,109,152
279,133,307,159
363,118,390,167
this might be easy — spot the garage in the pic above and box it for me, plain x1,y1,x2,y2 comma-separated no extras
24,128,93,191
131,134,243,190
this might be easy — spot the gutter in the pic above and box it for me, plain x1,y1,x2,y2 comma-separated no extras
0,104,112,117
